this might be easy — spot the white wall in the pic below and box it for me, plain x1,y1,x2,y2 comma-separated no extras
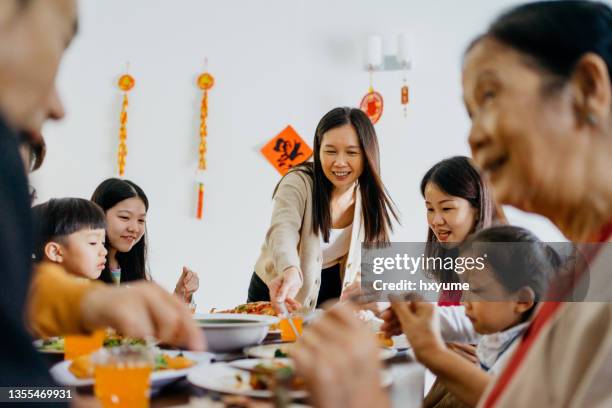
32,0,566,312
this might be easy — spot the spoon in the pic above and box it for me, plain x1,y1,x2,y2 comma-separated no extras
277,302,300,339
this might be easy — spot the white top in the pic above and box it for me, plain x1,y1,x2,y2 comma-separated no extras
477,321,529,375
320,225,352,269
438,305,481,343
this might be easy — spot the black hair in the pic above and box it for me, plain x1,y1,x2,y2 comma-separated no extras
462,225,561,318
91,178,150,283
420,156,505,283
32,198,106,261
470,1,612,91
284,107,398,246
17,131,46,172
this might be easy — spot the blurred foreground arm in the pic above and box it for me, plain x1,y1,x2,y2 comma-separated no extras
292,303,390,408
28,263,205,350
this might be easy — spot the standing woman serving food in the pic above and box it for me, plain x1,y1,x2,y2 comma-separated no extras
248,107,398,311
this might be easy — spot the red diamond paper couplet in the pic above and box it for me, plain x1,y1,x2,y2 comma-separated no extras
261,125,313,175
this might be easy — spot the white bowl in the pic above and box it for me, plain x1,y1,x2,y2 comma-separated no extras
195,313,279,352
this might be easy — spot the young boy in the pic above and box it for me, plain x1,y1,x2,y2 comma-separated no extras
32,198,107,279
388,226,559,407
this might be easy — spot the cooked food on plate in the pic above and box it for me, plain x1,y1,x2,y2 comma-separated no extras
376,331,394,348
234,361,305,391
211,301,278,316
68,351,195,379
36,334,148,353
38,337,64,352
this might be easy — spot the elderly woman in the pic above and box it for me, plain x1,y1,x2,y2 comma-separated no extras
292,2,612,407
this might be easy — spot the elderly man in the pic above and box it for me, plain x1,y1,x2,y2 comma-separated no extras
0,0,204,388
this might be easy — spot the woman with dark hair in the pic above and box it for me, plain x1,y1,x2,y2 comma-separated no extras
291,1,612,407
460,1,612,406
248,106,398,311
91,178,199,302
420,156,503,301
381,156,504,344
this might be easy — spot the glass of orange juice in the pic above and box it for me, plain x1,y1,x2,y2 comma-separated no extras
93,345,154,408
279,315,303,342
64,329,105,360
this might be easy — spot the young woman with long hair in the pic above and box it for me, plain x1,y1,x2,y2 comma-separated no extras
91,178,199,302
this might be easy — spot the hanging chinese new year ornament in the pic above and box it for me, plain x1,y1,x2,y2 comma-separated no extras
195,67,214,219
360,69,383,124
401,71,409,118
117,73,134,177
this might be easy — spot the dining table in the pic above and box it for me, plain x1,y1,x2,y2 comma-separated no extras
42,332,425,408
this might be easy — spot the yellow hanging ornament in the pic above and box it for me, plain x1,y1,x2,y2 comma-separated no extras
196,69,214,219
117,73,135,176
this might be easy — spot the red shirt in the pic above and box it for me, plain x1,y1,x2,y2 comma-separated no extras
438,289,462,306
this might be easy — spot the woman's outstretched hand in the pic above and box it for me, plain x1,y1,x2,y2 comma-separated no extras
269,266,302,313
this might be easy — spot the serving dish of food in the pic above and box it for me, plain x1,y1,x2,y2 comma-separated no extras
210,301,281,333
195,313,279,352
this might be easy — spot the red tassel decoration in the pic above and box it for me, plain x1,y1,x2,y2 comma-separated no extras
196,182,204,219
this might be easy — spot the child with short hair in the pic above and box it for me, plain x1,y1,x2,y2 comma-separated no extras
32,198,108,280
390,225,560,407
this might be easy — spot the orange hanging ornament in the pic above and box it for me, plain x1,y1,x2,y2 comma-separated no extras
401,70,409,118
117,73,134,176
401,84,409,117
401,85,409,104
195,67,214,219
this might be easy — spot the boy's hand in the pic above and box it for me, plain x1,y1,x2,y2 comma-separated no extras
82,282,206,351
389,295,445,364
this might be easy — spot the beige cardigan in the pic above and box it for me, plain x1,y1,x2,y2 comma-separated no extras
254,169,364,310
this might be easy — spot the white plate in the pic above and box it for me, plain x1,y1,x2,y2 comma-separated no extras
195,313,279,327
392,334,411,349
50,350,213,388
188,358,307,399
245,343,397,361
379,347,398,360
188,358,393,398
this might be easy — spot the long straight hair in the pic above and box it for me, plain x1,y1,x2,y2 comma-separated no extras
91,178,150,283
420,156,505,282
304,107,399,246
